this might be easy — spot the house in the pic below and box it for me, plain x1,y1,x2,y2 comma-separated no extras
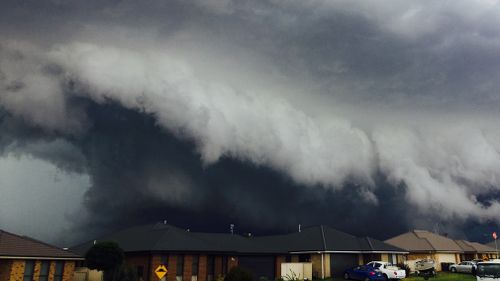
385,230,463,271
486,240,499,255
0,229,83,281
71,223,407,281
466,241,499,260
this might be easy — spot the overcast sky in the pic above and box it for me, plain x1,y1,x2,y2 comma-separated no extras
1,0,500,245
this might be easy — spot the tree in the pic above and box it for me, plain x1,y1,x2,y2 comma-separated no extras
85,241,125,281
224,266,253,281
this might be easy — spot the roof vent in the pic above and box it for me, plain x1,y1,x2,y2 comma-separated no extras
230,224,235,235
299,224,301,233
163,220,167,225
93,240,97,245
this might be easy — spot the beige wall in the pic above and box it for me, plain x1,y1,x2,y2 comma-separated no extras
381,254,389,262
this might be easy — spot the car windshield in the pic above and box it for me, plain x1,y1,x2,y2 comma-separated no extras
477,264,500,278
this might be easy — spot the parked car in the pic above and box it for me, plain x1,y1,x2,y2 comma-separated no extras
344,265,385,281
366,261,406,280
450,261,476,273
476,260,500,281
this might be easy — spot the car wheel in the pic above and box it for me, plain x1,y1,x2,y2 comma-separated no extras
451,267,456,273
383,274,389,281
344,273,349,280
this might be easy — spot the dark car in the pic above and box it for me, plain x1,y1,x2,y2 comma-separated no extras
344,265,385,281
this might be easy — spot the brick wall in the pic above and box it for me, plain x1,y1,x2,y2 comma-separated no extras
62,261,75,281
127,254,151,281
198,255,207,281
9,260,25,281
183,255,193,281
166,255,177,281
214,257,222,278
48,261,56,281
275,256,285,278
33,261,41,281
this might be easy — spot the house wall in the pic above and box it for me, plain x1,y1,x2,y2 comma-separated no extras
123,254,240,281
434,253,457,271
0,260,76,281
381,254,389,262
0,260,12,281
311,254,322,278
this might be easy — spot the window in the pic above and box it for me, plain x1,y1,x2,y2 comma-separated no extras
39,261,50,281
176,255,184,281
54,261,64,281
299,254,311,262
390,254,397,265
23,261,35,281
222,256,227,274
137,266,144,281
161,255,169,266
191,255,199,281
207,256,215,281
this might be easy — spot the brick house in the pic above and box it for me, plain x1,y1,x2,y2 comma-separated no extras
0,229,83,281
72,223,407,281
385,230,499,272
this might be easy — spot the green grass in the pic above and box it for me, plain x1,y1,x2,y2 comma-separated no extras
405,272,476,281
323,272,476,281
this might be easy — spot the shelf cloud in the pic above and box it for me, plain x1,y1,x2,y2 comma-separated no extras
1,0,500,243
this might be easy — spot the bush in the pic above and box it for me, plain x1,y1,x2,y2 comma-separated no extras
397,263,411,277
224,266,254,281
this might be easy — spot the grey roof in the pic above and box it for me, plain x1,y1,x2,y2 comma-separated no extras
455,240,477,253
386,230,469,253
71,223,407,255
466,242,499,254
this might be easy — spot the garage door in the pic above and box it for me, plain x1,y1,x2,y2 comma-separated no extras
238,256,275,281
330,254,359,277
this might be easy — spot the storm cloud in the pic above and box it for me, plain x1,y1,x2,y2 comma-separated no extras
1,0,500,244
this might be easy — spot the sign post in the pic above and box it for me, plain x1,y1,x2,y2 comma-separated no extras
493,232,498,258
155,265,168,280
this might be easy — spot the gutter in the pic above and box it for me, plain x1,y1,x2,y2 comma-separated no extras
0,256,84,260
289,251,409,254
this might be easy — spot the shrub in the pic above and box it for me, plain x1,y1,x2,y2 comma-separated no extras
397,263,411,277
224,266,254,281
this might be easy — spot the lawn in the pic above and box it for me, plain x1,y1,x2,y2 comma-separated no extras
326,272,475,281
405,272,475,281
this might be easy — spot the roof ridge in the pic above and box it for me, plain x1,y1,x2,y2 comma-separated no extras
320,225,327,251
365,237,374,250
412,230,436,251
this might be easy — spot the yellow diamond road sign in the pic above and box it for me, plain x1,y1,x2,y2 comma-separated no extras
155,265,168,279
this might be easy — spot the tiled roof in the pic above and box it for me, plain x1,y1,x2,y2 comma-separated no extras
0,229,82,259
71,223,408,255
385,231,435,252
455,240,476,253
466,241,498,253
413,230,462,252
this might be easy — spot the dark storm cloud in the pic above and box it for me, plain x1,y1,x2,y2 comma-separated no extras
1,0,500,244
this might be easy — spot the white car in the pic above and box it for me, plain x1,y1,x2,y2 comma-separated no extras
450,261,476,273
476,260,500,281
366,261,406,280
